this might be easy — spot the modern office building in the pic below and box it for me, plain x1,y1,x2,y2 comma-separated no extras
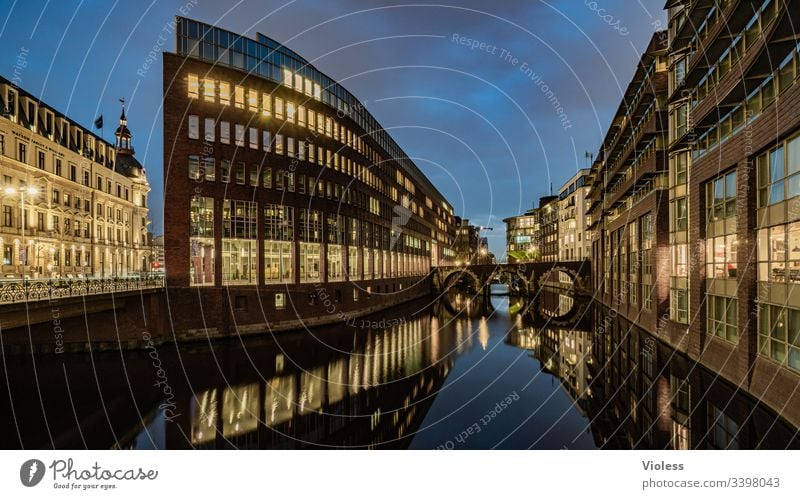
586,32,670,333
663,0,800,413
504,207,540,263
163,17,456,332
539,195,560,262
588,0,800,432
0,77,151,279
557,168,592,261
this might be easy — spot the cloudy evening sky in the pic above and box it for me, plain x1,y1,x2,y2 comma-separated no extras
0,0,666,258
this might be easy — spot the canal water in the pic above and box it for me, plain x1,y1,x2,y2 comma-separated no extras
2,285,798,449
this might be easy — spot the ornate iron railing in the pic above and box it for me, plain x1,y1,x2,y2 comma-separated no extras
0,275,165,304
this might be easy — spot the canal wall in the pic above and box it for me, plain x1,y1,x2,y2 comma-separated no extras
0,276,433,353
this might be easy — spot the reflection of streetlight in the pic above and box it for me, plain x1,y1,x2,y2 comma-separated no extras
5,186,39,278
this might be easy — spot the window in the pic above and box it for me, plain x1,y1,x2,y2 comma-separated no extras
275,134,284,155
222,200,257,285
299,243,321,282
264,240,293,283
235,162,245,185
275,97,284,119
287,137,295,157
671,288,688,323
188,74,199,99
220,160,231,183
707,295,738,343
757,222,800,283
672,244,688,276
2,206,12,227
235,124,245,146
758,304,800,371
261,93,271,116
708,404,740,450
37,150,45,169
758,135,800,207
673,197,687,231
220,121,230,144
204,118,215,142
262,167,272,188
234,85,245,109
248,127,257,149
706,235,737,278
202,78,214,102
327,245,343,281
247,89,258,112
262,130,271,152
188,115,199,139
348,246,359,280
18,142,26,163
201,156,215,181
706,170,736,222
219,81,231,105
190,196,215,286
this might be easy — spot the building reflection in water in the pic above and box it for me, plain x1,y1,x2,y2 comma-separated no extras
507,289,800,449
176,312,454,449
3,290,799,449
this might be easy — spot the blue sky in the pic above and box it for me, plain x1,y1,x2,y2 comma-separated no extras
0,0,666,258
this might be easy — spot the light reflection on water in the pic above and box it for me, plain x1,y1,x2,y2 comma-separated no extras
2,285,798,449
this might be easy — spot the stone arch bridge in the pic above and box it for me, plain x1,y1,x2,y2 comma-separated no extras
431,260,592,298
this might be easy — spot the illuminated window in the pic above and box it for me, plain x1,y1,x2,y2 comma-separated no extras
264,204,294,283
275,134,284,155
190,196,214,286
299,243,320,283
287,137,295,157
219,81,231,105
298,105,306,127
261,93,271,116
222,199,257,285
706,235,737,279
313,82,321,100
287,102,295,123
234,85,245,109
275,97,284,119
187,74,199,99
202,78,214,102
282,68,292,87
242,89,256,112
757,222,800,283
294,73,303,92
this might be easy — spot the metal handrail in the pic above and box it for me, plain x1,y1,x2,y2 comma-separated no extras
0,275,165,304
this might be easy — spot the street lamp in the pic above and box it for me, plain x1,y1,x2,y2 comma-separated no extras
5,185,39,278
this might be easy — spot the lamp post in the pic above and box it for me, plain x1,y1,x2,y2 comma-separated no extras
5,185,38,278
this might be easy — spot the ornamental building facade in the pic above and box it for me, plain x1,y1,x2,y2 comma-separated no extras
0,77,151,279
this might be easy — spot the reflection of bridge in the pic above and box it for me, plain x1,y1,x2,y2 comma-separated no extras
432,260,591,298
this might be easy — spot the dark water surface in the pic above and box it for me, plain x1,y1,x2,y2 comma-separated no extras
2,286,798,449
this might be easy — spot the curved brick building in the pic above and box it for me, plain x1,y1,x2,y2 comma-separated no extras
163,17,456,336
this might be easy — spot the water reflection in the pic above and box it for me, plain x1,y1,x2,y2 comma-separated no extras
1,288,798,449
